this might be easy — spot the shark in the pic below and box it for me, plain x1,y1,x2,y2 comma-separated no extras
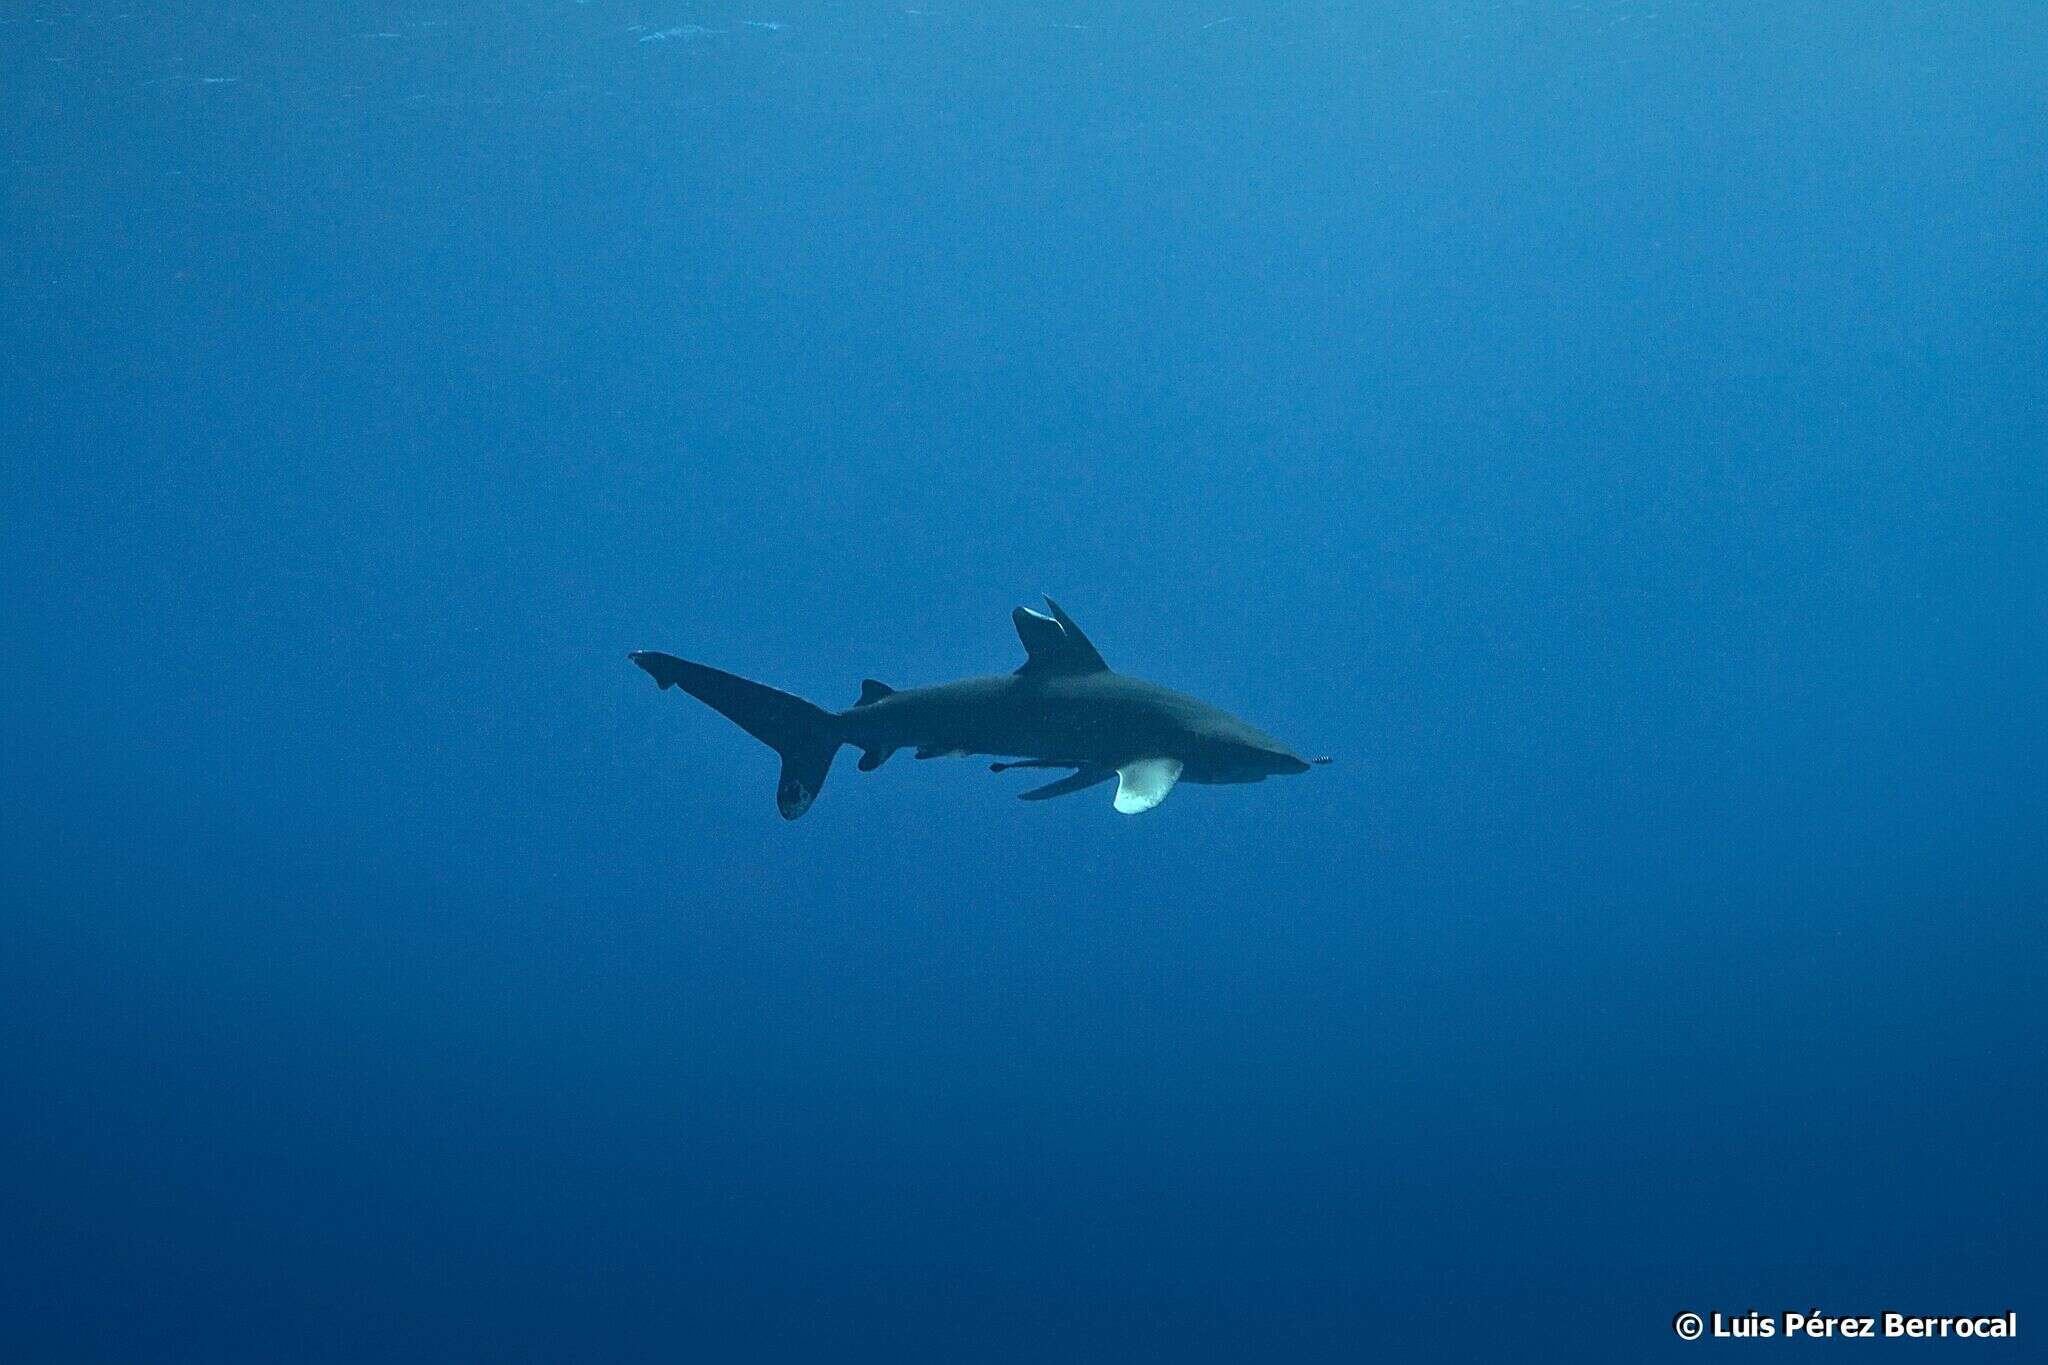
629,596,1329,819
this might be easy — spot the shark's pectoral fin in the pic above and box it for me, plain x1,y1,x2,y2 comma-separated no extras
1018,767,1115,802
1112,757,1183,814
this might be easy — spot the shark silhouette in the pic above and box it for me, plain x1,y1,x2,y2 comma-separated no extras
630,596,1329,818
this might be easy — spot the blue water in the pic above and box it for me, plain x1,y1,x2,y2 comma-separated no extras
5,3,2043,1359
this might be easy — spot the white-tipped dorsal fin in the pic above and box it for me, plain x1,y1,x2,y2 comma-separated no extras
1112,757,1183,814
1011,596,1110,677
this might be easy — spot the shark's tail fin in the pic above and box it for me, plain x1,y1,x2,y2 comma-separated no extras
629,652,842,819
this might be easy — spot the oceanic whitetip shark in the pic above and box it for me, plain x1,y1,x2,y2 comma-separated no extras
630,596,1329,819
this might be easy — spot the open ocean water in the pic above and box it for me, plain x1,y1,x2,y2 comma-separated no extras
4,2,2043,1359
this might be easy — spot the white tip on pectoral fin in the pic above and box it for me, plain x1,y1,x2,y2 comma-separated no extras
1113,757,1183,814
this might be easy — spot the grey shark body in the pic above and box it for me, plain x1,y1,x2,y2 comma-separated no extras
631,597,1325,819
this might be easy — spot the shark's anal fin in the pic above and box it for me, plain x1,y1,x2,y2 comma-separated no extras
857,747,896,772
1018,768,1114,802
1011,596,1110,677
854,679,894,707
1112,757,1183,814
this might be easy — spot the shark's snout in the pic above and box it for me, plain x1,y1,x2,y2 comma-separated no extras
1237,745,1315,778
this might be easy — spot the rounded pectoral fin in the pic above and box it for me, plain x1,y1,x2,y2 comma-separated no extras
1112,758,1183,814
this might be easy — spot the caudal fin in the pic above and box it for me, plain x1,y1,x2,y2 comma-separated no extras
629,652,842,819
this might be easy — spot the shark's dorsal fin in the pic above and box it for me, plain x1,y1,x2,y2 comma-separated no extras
1038,597,1108,672
854,679,894,707
1011,607,1066,672
1012,596,1110,677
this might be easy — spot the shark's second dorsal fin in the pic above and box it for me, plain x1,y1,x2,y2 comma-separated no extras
1012,596,1110,677
854,679,894,706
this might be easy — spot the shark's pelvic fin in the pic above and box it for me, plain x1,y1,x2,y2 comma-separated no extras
1113,757,1183,814
1012,596,1110,677
1018,767,1115,801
